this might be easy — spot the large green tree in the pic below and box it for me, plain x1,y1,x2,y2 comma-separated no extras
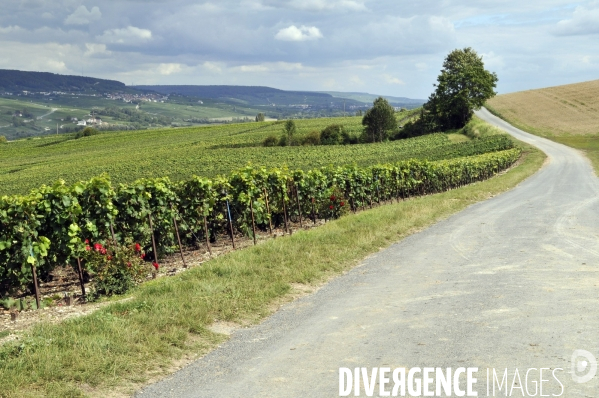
361,97,398,142
425,47,498,130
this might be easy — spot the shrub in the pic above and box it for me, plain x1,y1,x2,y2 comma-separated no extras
278,134,300,147
83,240,152,298
320,124,344,145
321,186,349,219
74,127,99,139
0,135,7,144
262,135,278,147
302,130,321,146
341,130,359,145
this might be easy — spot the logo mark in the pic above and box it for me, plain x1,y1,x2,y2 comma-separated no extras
571,350,597,384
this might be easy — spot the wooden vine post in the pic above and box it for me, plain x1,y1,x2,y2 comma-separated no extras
69,214,87,298
249,196,257,245
203,214,212,256
263,188,273,236
109,221,117,244
294,183,303,228
147,212,159,277
28,247,41,310
281,186,289,234
171,205,187,268
75,257,86,298
225,198,236,249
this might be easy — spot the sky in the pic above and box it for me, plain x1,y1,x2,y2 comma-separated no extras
0,0,598,99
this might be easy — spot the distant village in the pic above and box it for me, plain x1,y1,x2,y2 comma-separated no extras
0,90,168,104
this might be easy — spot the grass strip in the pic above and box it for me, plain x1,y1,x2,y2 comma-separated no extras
0,141,545,398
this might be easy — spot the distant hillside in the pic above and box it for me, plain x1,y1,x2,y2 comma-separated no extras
0,69,135,94
134,85,364,107
322,91,425,107
486,79,599,136
134,85,424,109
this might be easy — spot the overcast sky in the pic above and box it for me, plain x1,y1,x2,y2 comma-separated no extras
1,0,598,98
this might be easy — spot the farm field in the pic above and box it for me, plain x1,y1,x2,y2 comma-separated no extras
486,78,599,171
0,116,509,196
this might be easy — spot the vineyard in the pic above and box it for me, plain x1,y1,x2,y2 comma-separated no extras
1,147,520,300
2,116,509,195
0,114,524,304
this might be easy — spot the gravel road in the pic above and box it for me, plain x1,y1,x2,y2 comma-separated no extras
136,108,599,397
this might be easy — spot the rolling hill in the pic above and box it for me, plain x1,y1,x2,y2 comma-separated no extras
486,78,599,172
0,69,140,94
322,91,425,108
133,85,364,107
486,79,599,136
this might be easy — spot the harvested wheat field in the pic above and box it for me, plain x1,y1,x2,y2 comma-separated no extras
486,79,599,136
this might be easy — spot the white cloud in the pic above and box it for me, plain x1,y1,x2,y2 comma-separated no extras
191,3,222,12
285,0,367,11
64,5,102,25
0,25,24,34
349,75,364,85
275,25,323,41
236,64,271,72
480,51,504,71
384,74,404,85
97,26,152,44
84,43,111,57
262,0,367,12
554,6,599,36
232,62,306,73
157,63,183,75
46,60,68,72
0,42,77,74
202,61,224,73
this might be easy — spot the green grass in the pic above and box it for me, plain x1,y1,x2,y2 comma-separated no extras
0,138,545,398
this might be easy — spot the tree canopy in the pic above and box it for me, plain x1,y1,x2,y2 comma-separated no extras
361,97,397,142
424,47,497,131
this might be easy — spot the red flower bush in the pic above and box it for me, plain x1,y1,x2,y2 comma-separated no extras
324,187,348,220
82,241,152,298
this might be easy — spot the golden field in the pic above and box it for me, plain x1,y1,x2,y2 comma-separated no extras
486,79,599,136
